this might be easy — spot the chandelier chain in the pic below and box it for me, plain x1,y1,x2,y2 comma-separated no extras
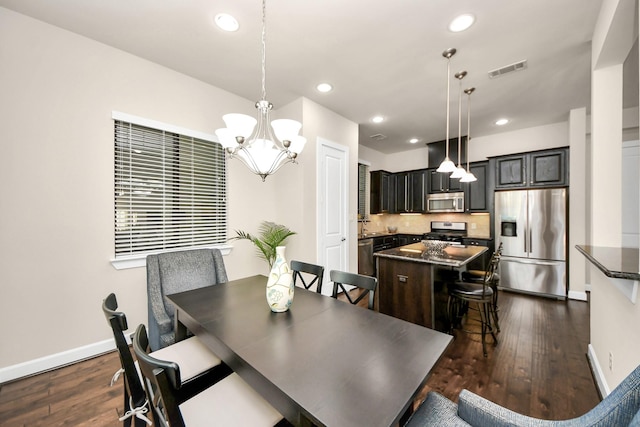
261,0,267,101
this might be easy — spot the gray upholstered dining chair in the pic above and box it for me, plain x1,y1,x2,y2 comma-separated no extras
133,324,286,427
330,270,378,310
146,248,228,351
291,260,325,293
404,364,640,426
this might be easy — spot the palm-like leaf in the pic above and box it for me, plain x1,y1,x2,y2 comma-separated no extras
230,221,297,268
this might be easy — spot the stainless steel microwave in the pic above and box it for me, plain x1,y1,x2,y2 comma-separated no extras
426,192,464,213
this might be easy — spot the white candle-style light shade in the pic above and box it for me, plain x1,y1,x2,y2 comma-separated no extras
436,158,456,173
289,135,307,154
450,165,467,179
271,119,302,142
222,113,257,140
214,128,240,149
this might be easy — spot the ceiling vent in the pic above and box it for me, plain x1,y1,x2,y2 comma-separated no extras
369,133,388,141
488,59,528,79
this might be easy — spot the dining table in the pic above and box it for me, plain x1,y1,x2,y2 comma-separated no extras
167,274,453,427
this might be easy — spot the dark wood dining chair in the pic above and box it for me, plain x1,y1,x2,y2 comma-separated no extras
461,242,503,330
447,255,500,357
291,260,325,293
102,293,227,426
330,270,378,310
132,324,287,427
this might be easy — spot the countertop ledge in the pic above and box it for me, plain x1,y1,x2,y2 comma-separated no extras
575,245,640,281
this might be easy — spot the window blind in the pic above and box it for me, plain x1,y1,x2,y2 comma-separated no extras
114,120,226,257
358,163,370,221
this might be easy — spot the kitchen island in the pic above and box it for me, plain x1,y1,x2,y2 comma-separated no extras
375,243,488,329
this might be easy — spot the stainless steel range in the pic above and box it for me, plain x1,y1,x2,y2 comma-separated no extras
423,221,467,244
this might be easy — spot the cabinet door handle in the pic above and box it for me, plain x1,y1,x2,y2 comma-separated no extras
397,275,408,283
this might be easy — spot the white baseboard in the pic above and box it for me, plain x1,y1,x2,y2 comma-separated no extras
588,343,611,397
568,290,588,301
0,339,117,384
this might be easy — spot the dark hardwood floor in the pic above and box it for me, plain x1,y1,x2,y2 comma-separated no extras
0,290,599,426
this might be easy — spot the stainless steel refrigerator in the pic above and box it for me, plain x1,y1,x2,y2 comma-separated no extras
494,188,567,299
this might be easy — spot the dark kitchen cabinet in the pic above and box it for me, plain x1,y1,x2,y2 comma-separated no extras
370,170,395,214
464,161,490,212
428,168,463,194
396,234,423,246
427,138,467,169
377,257,433,328
395,170,427,212
494,148,568,189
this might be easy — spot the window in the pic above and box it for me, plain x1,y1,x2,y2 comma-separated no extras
358,163,370,221
113,113,226,263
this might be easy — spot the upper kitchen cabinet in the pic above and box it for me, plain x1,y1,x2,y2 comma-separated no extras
493,147,568,189
370,170,395,214
427,138,467,169
428,168,464,193
396,169,427,213
464,161,491,212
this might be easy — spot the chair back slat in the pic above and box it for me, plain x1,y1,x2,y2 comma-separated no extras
330,270,378,310
291,260,325,293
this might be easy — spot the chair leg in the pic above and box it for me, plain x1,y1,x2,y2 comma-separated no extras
491,285,500,332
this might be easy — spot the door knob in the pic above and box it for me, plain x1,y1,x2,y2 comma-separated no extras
341,237,346,241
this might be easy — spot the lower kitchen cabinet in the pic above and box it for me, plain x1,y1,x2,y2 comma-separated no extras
377,257,433,328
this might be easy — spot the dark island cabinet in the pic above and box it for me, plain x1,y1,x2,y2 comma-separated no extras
377,257,433,328
396,170,427,213
428,168,463,194
464,161,490,212
494,148,568,189
370,170,395,214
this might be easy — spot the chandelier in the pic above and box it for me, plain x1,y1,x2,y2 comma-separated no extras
436,48,457,173
215,0,306,181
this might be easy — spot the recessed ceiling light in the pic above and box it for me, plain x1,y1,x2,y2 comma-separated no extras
409,138,419,144
449,14,475,32
495,118,509,126
371,116,385,123
316,83,333,93
215,13,239,32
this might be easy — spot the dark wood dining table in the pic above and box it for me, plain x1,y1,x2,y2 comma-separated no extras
167,275,452,427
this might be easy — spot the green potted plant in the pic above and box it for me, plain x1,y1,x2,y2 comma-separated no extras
230,221,296,268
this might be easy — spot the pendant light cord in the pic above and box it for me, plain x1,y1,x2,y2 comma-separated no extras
445,57,451,158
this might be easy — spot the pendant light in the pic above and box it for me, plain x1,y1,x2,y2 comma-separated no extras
460,87,477,183
215,0,306,181
436,48,457,173
450,71,468,179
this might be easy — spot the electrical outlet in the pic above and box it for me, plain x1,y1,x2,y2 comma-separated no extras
471,223,477,230
609,352,613,371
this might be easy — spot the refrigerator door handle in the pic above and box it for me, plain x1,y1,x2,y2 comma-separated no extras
529,227,533,254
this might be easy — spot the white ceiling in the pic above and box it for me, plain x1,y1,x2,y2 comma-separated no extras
0,0,606,154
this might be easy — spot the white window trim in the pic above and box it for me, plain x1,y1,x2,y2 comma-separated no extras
110,244,234,270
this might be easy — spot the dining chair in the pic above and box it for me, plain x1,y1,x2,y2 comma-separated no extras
290,260,325,293
146,248,228,351
102,293,229,426
132,324,287,427
447,255,500,357
404,363,640,426
330,270,378,310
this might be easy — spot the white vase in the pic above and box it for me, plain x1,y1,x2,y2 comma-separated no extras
266,246,294,312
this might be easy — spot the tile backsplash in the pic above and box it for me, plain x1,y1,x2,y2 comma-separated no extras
361,213,491,238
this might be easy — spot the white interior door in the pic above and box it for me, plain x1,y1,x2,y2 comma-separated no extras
317,138,349,296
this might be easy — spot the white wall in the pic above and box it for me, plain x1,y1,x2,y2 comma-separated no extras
588,0,640,392
0,8,358,378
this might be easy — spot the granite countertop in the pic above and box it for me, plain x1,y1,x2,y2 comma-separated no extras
576,245,640,280
374,242,488,268
357,232,491,240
